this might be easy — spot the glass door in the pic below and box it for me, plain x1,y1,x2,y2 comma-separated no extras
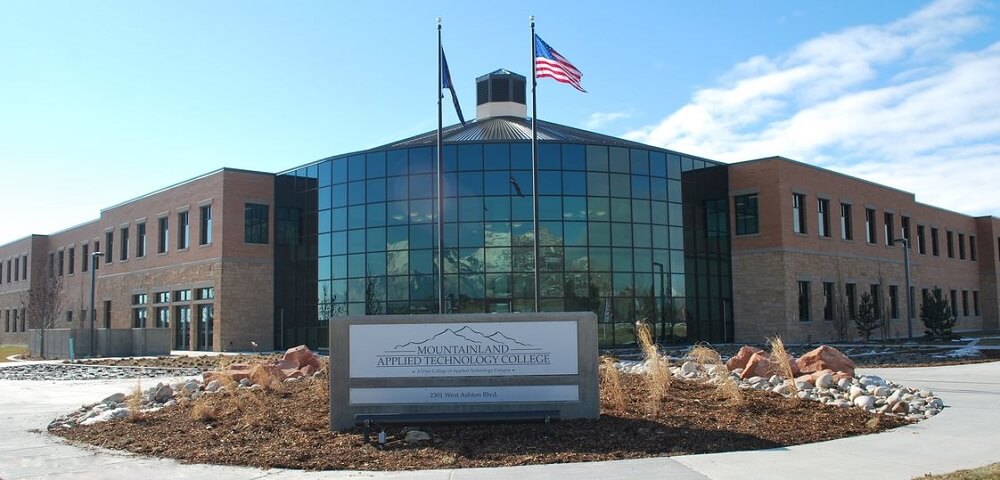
196,304,214,351
174,306,191,350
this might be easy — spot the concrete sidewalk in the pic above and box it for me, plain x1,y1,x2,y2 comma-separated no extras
0,362,997,479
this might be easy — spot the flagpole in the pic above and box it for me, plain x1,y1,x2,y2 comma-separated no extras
530,16,540,313
436,17,446,315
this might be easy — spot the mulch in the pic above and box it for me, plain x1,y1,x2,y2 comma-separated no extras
53,374,906,471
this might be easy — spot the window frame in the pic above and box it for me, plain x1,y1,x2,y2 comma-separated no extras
733,193,759,235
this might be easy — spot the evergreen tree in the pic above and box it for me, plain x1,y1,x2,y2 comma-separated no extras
920,286,956,338
854,292,880,342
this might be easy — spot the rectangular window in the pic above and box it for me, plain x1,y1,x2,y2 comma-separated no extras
823,282,835,321
196,287,215,300
199,205,213,245
245,203,270,244
974,291,980,316
798,281,811,321
155,306,170,328
155,291,170,303
137,222,146,257
14,257,20,281
93,241,100,270
82,244,89,272
132,293,147,305
1,262,4,284
950,289,958,318
846,283,857,319
959,233,966,259
870,284,880,318
962,290,969,316
970,235,976,261
105,231,114,264
120,226,129,261
917,225,926,254
931,228,940,256
66,310,73,323
946,231,954,258
57,250,64,276
734,194,759,235
817,199,830,238
21,254,28,281
178,211,190,249
889,285,899,319
910,286,917,319
901,216,911,249
865,208,876,244
68,247,75,275
792,193,806,234
884,212,894,246
133,308,147,328
173,289,191,302
158,217,169,254
840,203,853,240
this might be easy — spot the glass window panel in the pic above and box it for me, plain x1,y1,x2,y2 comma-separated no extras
586,145,609,171
633,224,651,248
613,272,633,296
563,144,585,170
318,256,331,280
459,247,485,273
669,203,683,226
509,170,532,198
670,226,684,249
330,279,347,302
348,229,365,254
486,247,512,272
589,247,611,271
486,273,512,298
612,223,633,246
458,171,483,196
612,248,633,272
668,179,682,203
386,251,408,275
510,143,531,170
332,255,347,279
562,171,586,196
649,152,666,177
590,272,611,297
541,273,564,297
511,196,533,220
651,201,668,225
387,150,408,176
348,181,365,205
562,196,587,221
332,231,347,255
348,253,366,277
331,184,347,208
387,276,409,301
538,171,562,195
409,174,433,199
443,145,457,172
318,233,331,257
652,225,669,249
484,171,510,195
563,221,587,246
409,199,433,223
443,223,458,248
484,197,511,221
409,147,433,174
565,272,589,298
460,274,485,300
318,187,331,210
540,246,563,272
365,152,386,178
366,178,385,203
609,147,629,173
587,172,609,196
539,197,562,220
459,222,484,247
443,196,457,222
630,149,649,175
485,222,511,246
410,275,435,301
650,178,668,202
409,224,433,249
332,158,348,183
366,227,386,252
386,176,408,201
671,274,685,296
512,221,533,247
588,222,610,246
667,154,681,179
512,248,534,272
366,252,387,276
587,196,609,221
634,273,654,298
631,175,650,199
348,155,365,181
318,209,331,233
564,246,588,271
630,199,651,224
609,174,631,197
634,248,652,272
459,196,484,222
538,143,561,169
366,202,385,227
539,222,563,246
483,144,509,170
348,204,365,227
458,144,483,171
386,226,408,250
332,207,346,231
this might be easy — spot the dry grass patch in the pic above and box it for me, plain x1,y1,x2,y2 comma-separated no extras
687,343,744,406
0,345,28,362
916,462,1000,480
599,355,626,411
767,336,797,396
636,321,670,414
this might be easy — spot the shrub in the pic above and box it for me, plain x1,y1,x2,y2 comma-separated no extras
921,286,957,339
854,292,880,342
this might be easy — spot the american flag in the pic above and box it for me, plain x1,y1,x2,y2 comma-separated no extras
533,34,586,92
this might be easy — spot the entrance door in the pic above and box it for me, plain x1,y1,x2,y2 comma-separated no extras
174,306,191,350
196,304,214,351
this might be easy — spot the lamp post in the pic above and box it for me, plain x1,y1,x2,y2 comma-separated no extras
89,251,104,357
892,238,913,340
652,261,665,343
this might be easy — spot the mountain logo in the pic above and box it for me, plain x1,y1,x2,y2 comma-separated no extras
392,325,535,351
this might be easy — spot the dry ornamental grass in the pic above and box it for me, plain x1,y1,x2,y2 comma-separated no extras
768,336,798,396
687,343,744,406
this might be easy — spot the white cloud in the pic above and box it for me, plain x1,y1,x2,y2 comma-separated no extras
624,0,1000,216
583,111,630,130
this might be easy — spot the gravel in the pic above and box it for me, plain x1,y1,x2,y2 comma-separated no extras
0,364,201,381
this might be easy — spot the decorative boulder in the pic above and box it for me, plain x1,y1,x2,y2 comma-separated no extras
740,350,800,380
283,345,321,371
795,345,855,378
725,346,763,372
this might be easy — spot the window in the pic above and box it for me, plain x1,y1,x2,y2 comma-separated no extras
946,231,954,258
817,199,830,238
950,290,958,318
245,203,270,244
974,291,980,316
137,223,146,257
840,203,853,240
870,285,880,318
910,286,916,319
13,257,19,281
178,211,190,249
823,282,835,321
132,293,148,305
917,225,926,254
889,285,899,319
798,281,810,321
196,287,214,300
155,291,170,303
105,231,113,264
970,236,976,261
958,233,966,259
931,228,940,256
901,216,911,249
865,208,876,244
68,247,75,275
158,216,169,253
1,263,4,284
93,241,100,270
133,308,147,328
792,193,806,234
57,250,64,276
846,283,857,319
120,226,129,261
66,310,73,323
155,306,170,328
960,290,969,317
884,212,894,245
174,289,191,302
82,243,89,272
200,205,212,245
734,194,759,235
103,300,111,328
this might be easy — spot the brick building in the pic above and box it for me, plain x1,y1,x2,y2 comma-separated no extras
0,168,275,351
728,157,1000,343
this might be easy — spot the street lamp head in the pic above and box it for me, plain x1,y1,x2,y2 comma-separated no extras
892,238,908,246
91,251,104,257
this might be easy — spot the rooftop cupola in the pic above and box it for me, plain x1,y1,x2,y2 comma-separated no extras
475,69,527,120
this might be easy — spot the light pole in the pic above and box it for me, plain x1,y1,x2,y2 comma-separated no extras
652,261,665,343
89,251,104,357
892,238,913,340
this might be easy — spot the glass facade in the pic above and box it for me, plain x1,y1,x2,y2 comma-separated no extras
275,140,732,350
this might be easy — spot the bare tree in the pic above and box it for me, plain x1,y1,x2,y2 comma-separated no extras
27,275,68,358
832,260,851,342
364,275,383,315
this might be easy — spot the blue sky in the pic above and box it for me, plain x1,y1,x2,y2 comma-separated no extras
1,0,998,245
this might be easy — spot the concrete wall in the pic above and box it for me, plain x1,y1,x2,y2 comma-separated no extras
28,328,170,359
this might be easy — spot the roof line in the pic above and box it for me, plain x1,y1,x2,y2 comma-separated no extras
100,167,272,213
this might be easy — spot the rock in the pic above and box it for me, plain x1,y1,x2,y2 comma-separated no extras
205,380,221,392
891,402,909,414
152,384,173,403
182,380,200,394
849,385,865,401
873,386,891,398
768,375,782,386
284,376,301,383
886,390,902,406
796,390,810,400
795,345,856,377
773,383,792,396
928,398,944,409
837,378,851,390
283,345,322,371
404,430,431,444
854,395,875,410
164,399,177,407
101,392,126,405
725,346,762,371
925,408,940,417
795,381,811,390
919,389,933,398
814,372,835,389
239,378,251,387
680,361,699,376
831,399,852,408
80,407,129,426
191,391,203,400
859,375,886,387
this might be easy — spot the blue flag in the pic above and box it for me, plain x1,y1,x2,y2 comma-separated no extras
440,46,466,126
